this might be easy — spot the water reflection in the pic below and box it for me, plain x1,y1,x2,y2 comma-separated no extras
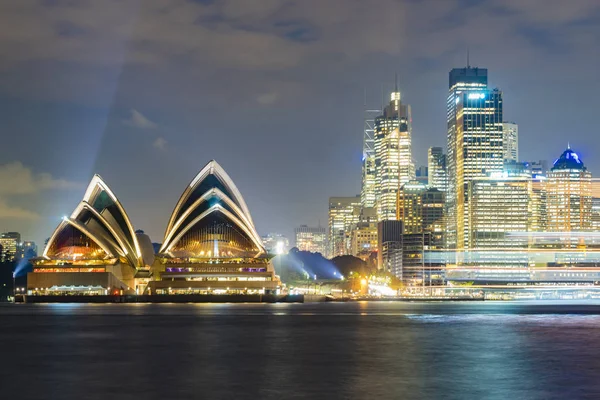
1,302,600,399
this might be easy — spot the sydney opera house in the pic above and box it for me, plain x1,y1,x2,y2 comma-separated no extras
28,161,280,296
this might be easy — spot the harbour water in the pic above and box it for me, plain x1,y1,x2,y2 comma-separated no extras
1,301,600,399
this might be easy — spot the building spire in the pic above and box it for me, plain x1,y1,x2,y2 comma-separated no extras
395,72,398,92
567,142,571,150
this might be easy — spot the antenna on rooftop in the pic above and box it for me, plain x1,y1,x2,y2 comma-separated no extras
467,47,470,68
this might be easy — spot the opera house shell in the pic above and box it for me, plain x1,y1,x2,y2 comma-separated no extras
29,175,149,295
28,161,279,297
147,160,279,295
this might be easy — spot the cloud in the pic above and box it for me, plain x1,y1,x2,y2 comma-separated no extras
0,162,80,221
124,109,158,129
0,201,39,220
153,137,167,150
0,162,80,196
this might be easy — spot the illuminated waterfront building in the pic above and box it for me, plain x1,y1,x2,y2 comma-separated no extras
546,147,592,233
467,178,529,249
29,176,147,295
374,82,414,221
446,66,504,249
149,160,280,295
294,225,327,255
397,182,446,284
328,195,361,257
0,232,20,262
502,122,519,162
428,147,447,192
592,198,600,232
528,175,547,233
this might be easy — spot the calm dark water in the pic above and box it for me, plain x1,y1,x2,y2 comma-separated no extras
2,301,600,400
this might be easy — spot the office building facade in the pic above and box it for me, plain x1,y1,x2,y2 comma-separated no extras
446,66,504,250
295,225,327,255
0,232,21,262
546,147,592,233
328,196,361,257
374,85,414,221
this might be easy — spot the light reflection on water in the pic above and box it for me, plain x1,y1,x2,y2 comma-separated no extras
1,301,600,400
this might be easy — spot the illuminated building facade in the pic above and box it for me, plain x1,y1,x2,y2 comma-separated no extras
149,160,279,295
294,225,327,255
446,66,504,249
592,198,600,232
546,147,592,233
29,176,146,295
502,122,519,162
467,178,529,249
397,182,446,284
328,195,361,257
397,181,445,236
361,109,380,208
0,232,20,262
374,83,414,221
528,176,547,233
350,221,378,258
428,147,447,192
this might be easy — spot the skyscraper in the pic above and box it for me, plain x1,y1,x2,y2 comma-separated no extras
397,182,446,284
428,147,447,192
374,82,414,221
502,122,519,162
361,108,380,208
446,66,504,249
328,196,361,257
546,147,592,233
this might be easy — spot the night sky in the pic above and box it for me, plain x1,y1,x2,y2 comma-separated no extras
0,0,599,246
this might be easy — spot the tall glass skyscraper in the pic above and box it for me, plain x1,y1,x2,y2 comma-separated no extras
374,85,414,221
446,67,504,249
361,109,380,208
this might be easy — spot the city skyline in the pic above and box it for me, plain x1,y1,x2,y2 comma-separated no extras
0,0,599,246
